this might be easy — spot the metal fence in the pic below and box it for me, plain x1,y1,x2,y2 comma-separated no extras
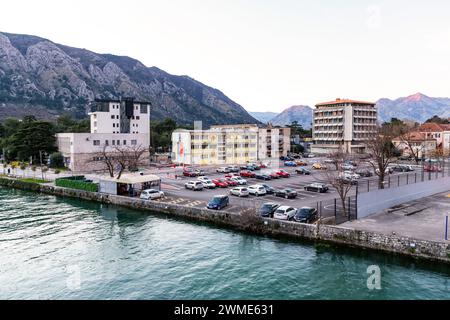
310,195,357,225
357,163,450,194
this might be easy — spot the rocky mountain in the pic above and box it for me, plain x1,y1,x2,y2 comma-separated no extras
377,93,450,123
249,111,278,123
269,105,313,129
0,32,259,126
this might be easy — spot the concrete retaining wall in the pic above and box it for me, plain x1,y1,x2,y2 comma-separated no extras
1,176,449,264
358,176,450,218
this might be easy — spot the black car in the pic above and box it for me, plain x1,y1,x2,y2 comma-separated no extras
259,203,281,218
256,174,272,181
304,183,329,193
339,177,358,185
275,188,298,199
261,184,275,194
295,168,311,175
293,207,318,223
356,169,373,177
207,195,229,210
391,165,406,173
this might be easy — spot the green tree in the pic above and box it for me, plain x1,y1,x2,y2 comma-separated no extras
425,115,449,124
9,120,57,162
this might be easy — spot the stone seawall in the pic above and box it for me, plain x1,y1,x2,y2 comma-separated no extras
1,177,449,264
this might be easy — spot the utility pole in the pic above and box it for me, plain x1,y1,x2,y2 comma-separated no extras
39,150,44,180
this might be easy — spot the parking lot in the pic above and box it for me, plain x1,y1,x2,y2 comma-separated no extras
155,157,424,218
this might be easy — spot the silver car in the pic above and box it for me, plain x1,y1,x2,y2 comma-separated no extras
273,206,297,221
140,189,165,200
230,187,249,197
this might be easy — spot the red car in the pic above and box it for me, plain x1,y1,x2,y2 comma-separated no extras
224,173,239,178
269,172,280,179
424,165,442,172
183,170,197,177
240,170,256,178
259,163,267,168
225,178,238,186
212,179,229,188
275,170,290,178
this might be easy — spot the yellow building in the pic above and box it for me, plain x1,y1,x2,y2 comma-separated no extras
171,124,290,165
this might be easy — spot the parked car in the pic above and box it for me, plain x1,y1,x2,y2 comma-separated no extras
343,171,360,179
199,179,217,189
185,181,204,191
248,185,267,196
228,165,240,172
295,168,311,175
376,167,393,175
275,188,298,199
399,155,412,161
230,176,247,185
183,170,198,177
224,178,238,187
207,195,229,210
295,160,308,166
324,159,337,164
304,183,328,193
194,169,205,176
339,177,358,185
258,163,267,168
140,189,165,200
224,173,239,178
216,167,231,173
261,184,275,194
275,169,290,178
197,176,212,183
268,172,280,179
212,179,229,188
280,156,294,161
312,163,327,170
355,169,373,177
284,161,297,167
259,203,281,218
307,154,316,158
424,165,442,172
240,170,256,178
341,164,355,171
256,173,272,181
293,207,318,223
273,206,297,221
402,165,415,172
229,187,249,197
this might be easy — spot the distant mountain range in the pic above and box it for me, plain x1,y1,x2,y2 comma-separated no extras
251,106,313,128
0,32,259,126
376,93,450,123
252,93,450,128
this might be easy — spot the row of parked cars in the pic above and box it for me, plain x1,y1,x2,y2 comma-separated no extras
260,203,318,223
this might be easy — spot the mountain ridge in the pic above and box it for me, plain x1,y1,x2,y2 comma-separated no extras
0,31,259,126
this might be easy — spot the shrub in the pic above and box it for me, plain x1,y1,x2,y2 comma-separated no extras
55,177,98,192
54,169,61,174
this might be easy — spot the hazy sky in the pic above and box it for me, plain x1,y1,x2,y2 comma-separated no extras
2,0,450,112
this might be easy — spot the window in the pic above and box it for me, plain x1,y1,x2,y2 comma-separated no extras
140,105,148,114
131,140,137,145
112,140,116,145
105,140,109,146
111,115,115,119
93,140,100,146
123,140,127,145
117,140,120,145
113,123,115,127
136,116,140,120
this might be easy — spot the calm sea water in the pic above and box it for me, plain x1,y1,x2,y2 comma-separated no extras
0,187,449,300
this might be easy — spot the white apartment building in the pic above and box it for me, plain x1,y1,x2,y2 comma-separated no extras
311,98,377,154
56,98,150,172
171,124,290,166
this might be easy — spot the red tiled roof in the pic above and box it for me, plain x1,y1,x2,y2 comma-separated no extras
315,98,375,107
418,123,445,132
393,131,436,142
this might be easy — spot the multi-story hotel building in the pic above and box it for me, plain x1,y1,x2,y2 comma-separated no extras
56,98,151,172
171,124,290,165
311,98,377,154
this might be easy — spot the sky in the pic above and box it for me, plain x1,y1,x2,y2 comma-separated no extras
1,0,450,113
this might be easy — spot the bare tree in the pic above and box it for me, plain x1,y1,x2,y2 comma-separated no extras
324,150,355,217
365,125,397,189
397,130,423,165
88,144,149,179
